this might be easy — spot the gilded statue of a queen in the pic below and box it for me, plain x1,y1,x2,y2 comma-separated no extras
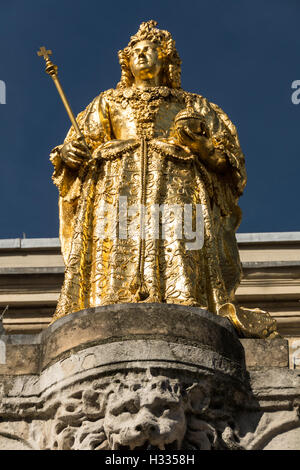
50,20,277,338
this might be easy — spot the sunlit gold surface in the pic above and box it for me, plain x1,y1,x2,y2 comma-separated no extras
48,21,278,338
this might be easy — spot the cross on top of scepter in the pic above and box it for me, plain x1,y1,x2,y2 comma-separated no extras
37,46,58,77
37,46,52,61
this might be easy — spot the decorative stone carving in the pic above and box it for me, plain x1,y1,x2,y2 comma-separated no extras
0,370,242,450
41,370,243,450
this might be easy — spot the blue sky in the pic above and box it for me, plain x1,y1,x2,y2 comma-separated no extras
0,0,299,238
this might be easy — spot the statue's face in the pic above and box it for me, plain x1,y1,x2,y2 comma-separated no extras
129,40,163,82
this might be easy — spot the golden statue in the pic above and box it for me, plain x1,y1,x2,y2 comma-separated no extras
48,20,277,338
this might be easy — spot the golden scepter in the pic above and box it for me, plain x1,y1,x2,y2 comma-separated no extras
37,46,92,159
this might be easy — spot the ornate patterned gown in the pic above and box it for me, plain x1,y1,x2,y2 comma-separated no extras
50,85,246,322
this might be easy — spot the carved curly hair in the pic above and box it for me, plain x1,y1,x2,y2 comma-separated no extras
117,20,182,89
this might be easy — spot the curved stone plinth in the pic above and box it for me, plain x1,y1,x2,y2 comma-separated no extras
41,304,245,374
0,305,250,450
0,305,299,450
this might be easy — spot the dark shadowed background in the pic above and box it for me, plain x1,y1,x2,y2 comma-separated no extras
0,0,299,238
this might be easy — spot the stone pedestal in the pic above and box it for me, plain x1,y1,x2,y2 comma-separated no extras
0,304,299,450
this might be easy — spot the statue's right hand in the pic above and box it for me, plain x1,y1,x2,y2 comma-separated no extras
60,140,89,169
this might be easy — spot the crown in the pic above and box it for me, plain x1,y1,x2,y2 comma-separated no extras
127,20,174,49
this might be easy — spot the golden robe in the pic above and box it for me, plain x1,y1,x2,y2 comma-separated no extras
50,86,247,323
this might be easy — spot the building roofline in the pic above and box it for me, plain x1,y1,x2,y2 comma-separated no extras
236,232,300,244
0,232,300,250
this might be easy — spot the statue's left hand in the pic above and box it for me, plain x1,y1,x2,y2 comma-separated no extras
175,118,214,159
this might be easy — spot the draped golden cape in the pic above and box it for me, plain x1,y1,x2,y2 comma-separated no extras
50,86,252,330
